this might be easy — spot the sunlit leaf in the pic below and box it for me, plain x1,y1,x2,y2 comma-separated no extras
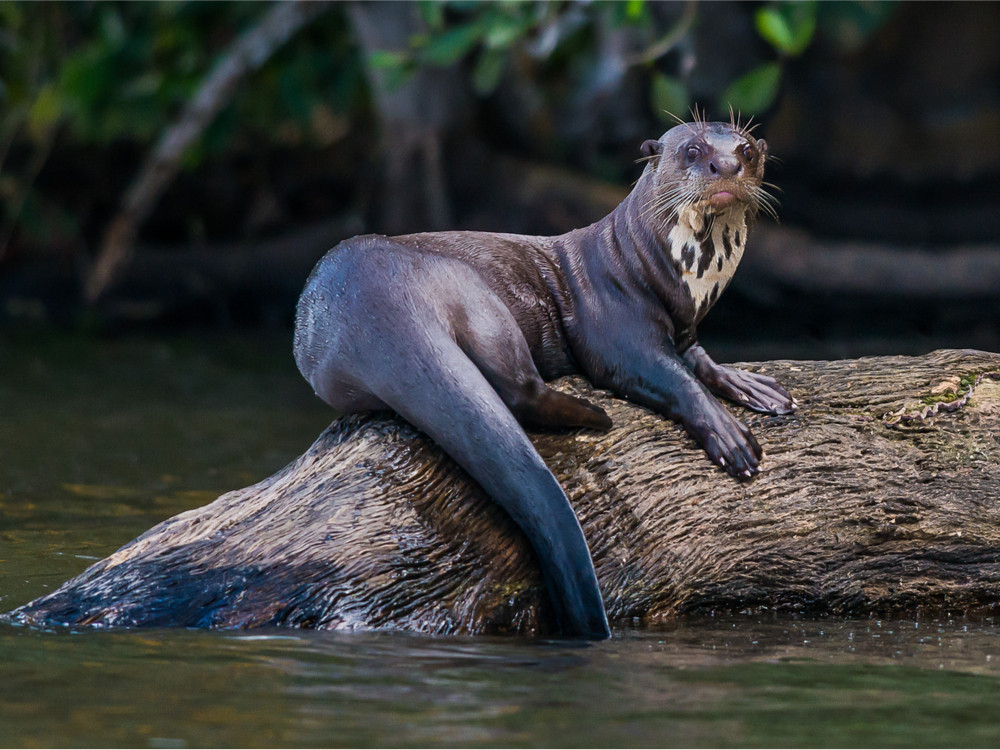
484,18,527,50
755,7,795,52
755,2,816,57
719,62,782,115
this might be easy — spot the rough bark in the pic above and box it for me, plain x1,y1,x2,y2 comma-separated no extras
8,350,1000,635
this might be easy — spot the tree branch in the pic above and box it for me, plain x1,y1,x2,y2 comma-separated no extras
84,0,332,304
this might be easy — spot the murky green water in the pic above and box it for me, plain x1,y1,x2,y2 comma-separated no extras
3,330,1000,748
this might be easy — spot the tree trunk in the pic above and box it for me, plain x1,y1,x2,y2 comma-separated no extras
346,1,469,234
8,349,1000,635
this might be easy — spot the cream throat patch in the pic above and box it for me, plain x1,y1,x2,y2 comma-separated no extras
667,205,747,319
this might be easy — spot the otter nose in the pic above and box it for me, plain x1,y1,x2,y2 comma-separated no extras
708,157,742,178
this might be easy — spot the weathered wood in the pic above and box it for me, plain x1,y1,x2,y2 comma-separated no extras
8,350,1000,635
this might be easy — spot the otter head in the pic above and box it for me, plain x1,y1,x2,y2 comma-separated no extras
638,120,773,226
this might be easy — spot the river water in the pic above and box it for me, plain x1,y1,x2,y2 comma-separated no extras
3,331,1000,747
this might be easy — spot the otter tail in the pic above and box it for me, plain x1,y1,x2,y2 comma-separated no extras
370,338,610,640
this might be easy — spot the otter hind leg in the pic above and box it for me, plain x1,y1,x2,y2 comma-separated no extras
455,306,612,432
518,385,613,432
490,369,612,432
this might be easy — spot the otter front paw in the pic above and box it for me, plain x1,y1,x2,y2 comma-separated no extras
708,366,796,416
686,398,763,480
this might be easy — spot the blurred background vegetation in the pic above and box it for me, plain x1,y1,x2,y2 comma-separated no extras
1,0,998,357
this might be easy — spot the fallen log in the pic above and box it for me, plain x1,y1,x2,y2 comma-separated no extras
8,349,1000,635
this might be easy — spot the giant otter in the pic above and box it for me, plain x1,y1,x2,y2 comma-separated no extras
294,118,795,639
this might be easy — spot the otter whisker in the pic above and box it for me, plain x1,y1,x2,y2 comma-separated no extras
688,104,710,133
748,185,780,222
663,110,689,128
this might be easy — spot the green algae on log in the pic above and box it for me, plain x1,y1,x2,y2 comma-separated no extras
8,349,1000,635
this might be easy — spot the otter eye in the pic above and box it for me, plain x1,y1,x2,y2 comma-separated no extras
686,145,701,161
740,144,756,162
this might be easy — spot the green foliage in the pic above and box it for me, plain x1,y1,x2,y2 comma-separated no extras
417,22,485,66
719,1,894,116
719,63,782,117
755,2,817,57
1,3,361,153
0,2,364,251
0,0,902,255
373,2,545,96
394,0,892,122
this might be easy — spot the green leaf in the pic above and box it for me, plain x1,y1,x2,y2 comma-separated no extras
719,62,782,116
367,50,415,90
755,7,795,52
27,83,62,140
472,48,506,96
650,73,687,123
484,18,527,50
417,22,484,66
368,50,409,70
755,2,817,56
626,0,646,21
417,0,445,31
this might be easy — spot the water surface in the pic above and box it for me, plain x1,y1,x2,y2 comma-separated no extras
3,331,1000,747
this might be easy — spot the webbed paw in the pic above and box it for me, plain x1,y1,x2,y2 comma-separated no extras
686,396,763,480
708,366,796,416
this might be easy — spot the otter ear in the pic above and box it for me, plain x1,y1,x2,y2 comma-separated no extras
640,139,664,159
757,139,769,158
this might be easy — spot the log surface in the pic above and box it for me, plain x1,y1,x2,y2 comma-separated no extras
9,349,1000,635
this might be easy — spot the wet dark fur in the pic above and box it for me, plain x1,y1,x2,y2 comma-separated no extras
294,120,794,639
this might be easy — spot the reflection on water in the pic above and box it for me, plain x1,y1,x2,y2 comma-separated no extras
4,619,1000,747
2,332,1000,747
